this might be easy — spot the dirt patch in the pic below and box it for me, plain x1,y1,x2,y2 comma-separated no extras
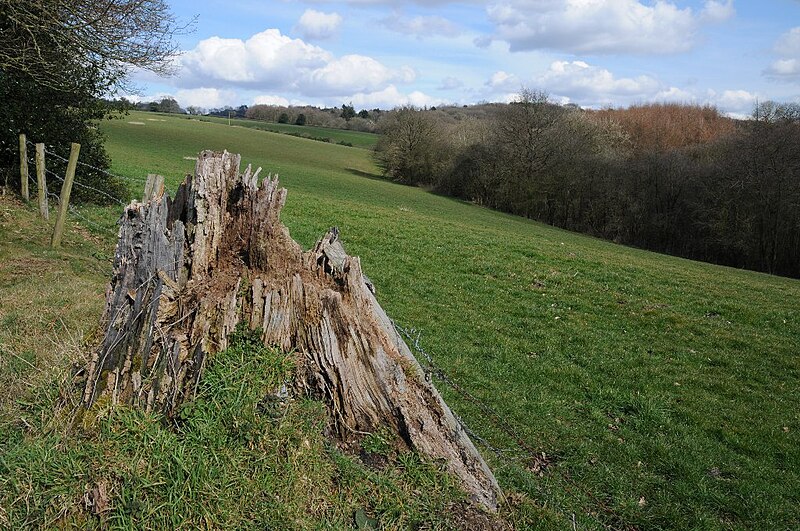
447,500,511,530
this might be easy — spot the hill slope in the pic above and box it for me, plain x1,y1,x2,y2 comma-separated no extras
1,111,798,528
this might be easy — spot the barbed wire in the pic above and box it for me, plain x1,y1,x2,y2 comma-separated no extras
26,138,156,188
394,322,544,458
45,167,63,182
16,141,138,242
22,141,138,208
67,204,120,237
44,167,127,206
41,187,119,238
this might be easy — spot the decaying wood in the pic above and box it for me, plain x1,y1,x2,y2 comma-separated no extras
142,174,165,202
80,150,501,510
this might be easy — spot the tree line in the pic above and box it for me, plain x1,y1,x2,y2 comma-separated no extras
105,98,382,133
374,92,800,278
245,104,383,133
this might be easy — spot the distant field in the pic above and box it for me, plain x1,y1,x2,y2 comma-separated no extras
160,112,379,149
2,111,798,529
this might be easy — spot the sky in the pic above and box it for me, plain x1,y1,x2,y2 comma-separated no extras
128,0,800,117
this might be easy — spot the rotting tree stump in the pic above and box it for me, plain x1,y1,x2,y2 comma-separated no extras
80,151,501,510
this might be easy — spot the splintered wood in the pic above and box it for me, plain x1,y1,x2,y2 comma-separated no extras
80,150,501,510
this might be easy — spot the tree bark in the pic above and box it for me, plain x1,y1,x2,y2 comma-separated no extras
80,150,501,510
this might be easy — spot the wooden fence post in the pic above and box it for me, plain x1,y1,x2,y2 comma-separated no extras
19,134,29,201
50,143,80,248
35,143,48,220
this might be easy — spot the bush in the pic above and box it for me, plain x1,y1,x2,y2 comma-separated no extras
0,70,126,205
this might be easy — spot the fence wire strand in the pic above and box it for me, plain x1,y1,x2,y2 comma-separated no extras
66,204,119,237
19,144,125,240
27,138,154,186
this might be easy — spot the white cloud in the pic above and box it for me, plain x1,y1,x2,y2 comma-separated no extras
179,30,331,88
438,76,464,90
252,94,291,106
380,11,460,38
652,86,696,102
306,55,415,96
347,85,438,109
296,9,342,40
707,89,758,115
486,0,708,54
176,29,414,99
764,59,800,79
485,70,520,91
534,61,661,105
182,37,252,83
701,0,735,22
765,27,800,81
304,0,463,4
774,27,800,57
176,88,238,108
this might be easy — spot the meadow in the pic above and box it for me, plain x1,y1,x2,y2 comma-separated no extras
1,110,798,529
171,113,379,149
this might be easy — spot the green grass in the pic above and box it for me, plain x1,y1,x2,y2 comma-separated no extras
143,111,379,149
2,111,799,529
1,327,494,529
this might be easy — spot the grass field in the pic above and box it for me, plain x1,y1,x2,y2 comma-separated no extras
150,112,379,150
1,110,798,529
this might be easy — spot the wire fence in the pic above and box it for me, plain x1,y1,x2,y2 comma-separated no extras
20,137,168,240
28,138,151,187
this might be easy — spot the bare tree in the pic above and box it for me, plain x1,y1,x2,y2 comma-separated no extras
374,106,445,185
0,0,190,91
753,100,800,123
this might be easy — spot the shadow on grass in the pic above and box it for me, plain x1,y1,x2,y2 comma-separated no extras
346,167,385,182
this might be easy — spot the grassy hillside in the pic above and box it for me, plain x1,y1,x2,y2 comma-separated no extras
2,111,798,529
142,111,379,149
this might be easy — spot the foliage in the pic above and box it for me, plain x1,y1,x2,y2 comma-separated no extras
0,0,183,203
374,94,800,278
178,112,378,149
278,112,289,124
295,113,307,126
247,104,381,133
155,97,183,114
0,0,185,92
341,102,356,122
753,100,800,123
0,61,126,203
373,106,446,186
593,103,735,153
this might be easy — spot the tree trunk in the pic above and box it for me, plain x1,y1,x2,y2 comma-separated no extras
80,150,501,510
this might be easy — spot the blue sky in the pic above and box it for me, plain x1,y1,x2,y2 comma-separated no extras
130,0,800,116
